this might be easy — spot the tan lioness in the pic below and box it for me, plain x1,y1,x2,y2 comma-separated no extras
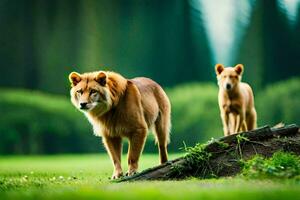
215,64,257,136
69,71,171,179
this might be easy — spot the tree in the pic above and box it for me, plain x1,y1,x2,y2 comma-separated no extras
237,0,299,89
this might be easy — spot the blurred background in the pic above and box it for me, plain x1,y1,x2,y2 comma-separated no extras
0,0,299,155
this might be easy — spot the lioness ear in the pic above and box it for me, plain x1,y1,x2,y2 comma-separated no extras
69,72,81,87
234,64,244,75
215,64,224,75
95,72,107,86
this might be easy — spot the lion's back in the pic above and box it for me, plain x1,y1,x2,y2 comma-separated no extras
130,77,170,127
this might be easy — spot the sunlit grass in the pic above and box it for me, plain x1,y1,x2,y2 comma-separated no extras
1,154,300,199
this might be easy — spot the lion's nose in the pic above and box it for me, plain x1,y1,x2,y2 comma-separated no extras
80,102,88,109
226,83,232,90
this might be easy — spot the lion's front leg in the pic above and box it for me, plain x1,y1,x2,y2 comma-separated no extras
102,136,123,179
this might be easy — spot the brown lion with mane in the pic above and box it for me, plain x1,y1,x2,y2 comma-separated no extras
69,71,171,179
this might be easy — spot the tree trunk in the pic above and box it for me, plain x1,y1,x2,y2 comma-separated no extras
117,124,300,182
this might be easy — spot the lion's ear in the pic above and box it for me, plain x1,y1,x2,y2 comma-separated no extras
234,64,244,75
95,72,107,86
215,64,224,75
69,72,81,87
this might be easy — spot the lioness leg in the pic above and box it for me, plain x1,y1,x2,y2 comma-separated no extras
102,136,123,179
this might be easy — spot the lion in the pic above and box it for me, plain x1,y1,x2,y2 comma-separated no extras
69,71,171,179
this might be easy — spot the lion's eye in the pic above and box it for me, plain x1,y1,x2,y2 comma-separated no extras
77,89,83,94
90,89,97,94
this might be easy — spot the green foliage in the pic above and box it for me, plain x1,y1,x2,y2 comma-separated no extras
236,134,250,159
0,88,99,154
214,140,230,149
0,77,299,154
242,151,300,179
184,142,214,176
167,83,222,149
170,140,215,178
256,78,300,126
184,142,212,165
0,83,222,154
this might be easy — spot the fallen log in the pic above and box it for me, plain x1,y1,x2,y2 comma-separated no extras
117,124,300,182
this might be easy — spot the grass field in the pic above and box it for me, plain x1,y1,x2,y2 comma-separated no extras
1,154,300,200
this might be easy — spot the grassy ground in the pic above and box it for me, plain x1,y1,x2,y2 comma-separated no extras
1,154,300,200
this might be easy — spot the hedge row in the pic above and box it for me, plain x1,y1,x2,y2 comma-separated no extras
0,78,299,154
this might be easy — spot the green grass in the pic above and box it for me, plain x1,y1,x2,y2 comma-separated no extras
1,154,300,200
242,152,300,179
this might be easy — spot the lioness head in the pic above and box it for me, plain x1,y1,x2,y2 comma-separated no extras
215,64,244,91
69,71,112,114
